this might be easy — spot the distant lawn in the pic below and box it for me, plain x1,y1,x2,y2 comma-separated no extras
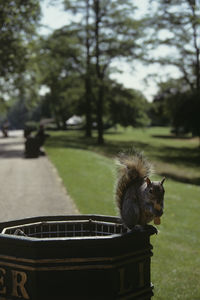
45,126,200,300
46,126,200,184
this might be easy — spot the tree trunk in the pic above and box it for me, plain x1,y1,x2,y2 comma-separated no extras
190,0,200,90
85,0,92,137
85,76,92,137
62,116,67,130
97,82,104,144
94,0,104,144
55,118,61,130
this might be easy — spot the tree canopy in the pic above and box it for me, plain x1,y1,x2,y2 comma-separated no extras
38,26,84,129
0,0,41,79
147,0,200,91
2,0,200,141
63,0,146,143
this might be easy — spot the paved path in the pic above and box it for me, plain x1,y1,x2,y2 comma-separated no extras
0,130,78,222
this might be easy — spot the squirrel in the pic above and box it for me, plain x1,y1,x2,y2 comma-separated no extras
115,151,165,229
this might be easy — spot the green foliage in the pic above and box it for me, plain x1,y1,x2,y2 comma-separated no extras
38,27,84,128
7,98,28,129
165,90,200,136
0,0,42,129
0,98,8,118
0,0,41,81
107,82,150,127
63,0,147,143
149,78,183,126
152,78,200,136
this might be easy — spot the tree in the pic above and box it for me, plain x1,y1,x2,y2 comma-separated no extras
85,0,93,137
0,0,41,91
92,0,146,143
63,0,94,137
148,0,200,91
0,0,41,129
107,82,150,128
149,79,184,126
165,90,200,137
151,78,200,138
38,27,84,129
64,0,146,144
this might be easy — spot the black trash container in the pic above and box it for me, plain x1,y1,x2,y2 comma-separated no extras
0,215,157,300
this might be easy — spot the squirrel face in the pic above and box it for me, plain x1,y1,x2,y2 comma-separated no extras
146,177,165,217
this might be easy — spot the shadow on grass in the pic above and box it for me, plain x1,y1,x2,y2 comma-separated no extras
153,145,200,165
46,132,149,157
46,134,98,150
159,171,200,185
152,134,194,140
46,130,200,186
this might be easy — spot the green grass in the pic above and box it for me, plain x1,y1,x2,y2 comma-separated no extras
45,126,200,300
46,147,116,214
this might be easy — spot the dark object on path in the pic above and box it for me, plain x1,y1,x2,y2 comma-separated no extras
35,124,49,148
24,125,50,158
1,121,9,138
0,215,157,300
24,136,40,158
24,127,33,139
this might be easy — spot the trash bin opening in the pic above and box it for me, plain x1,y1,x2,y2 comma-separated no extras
2,219,128,239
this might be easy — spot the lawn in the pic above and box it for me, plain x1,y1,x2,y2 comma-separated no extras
45,126,200,300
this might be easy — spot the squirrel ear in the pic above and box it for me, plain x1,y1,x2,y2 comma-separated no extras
146,177,151,186
161,177,165,185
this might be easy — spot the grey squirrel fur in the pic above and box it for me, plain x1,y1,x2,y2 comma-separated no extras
115,151,165,229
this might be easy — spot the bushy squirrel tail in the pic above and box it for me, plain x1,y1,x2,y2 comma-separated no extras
115,151,153,211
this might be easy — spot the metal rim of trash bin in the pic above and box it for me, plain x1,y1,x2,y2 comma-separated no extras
1,218,128,239
0,214,157,242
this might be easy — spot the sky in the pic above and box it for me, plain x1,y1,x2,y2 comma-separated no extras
40,0,180,101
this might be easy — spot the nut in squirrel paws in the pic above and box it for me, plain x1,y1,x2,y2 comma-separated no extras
154,216,161,225
153,202,163,225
